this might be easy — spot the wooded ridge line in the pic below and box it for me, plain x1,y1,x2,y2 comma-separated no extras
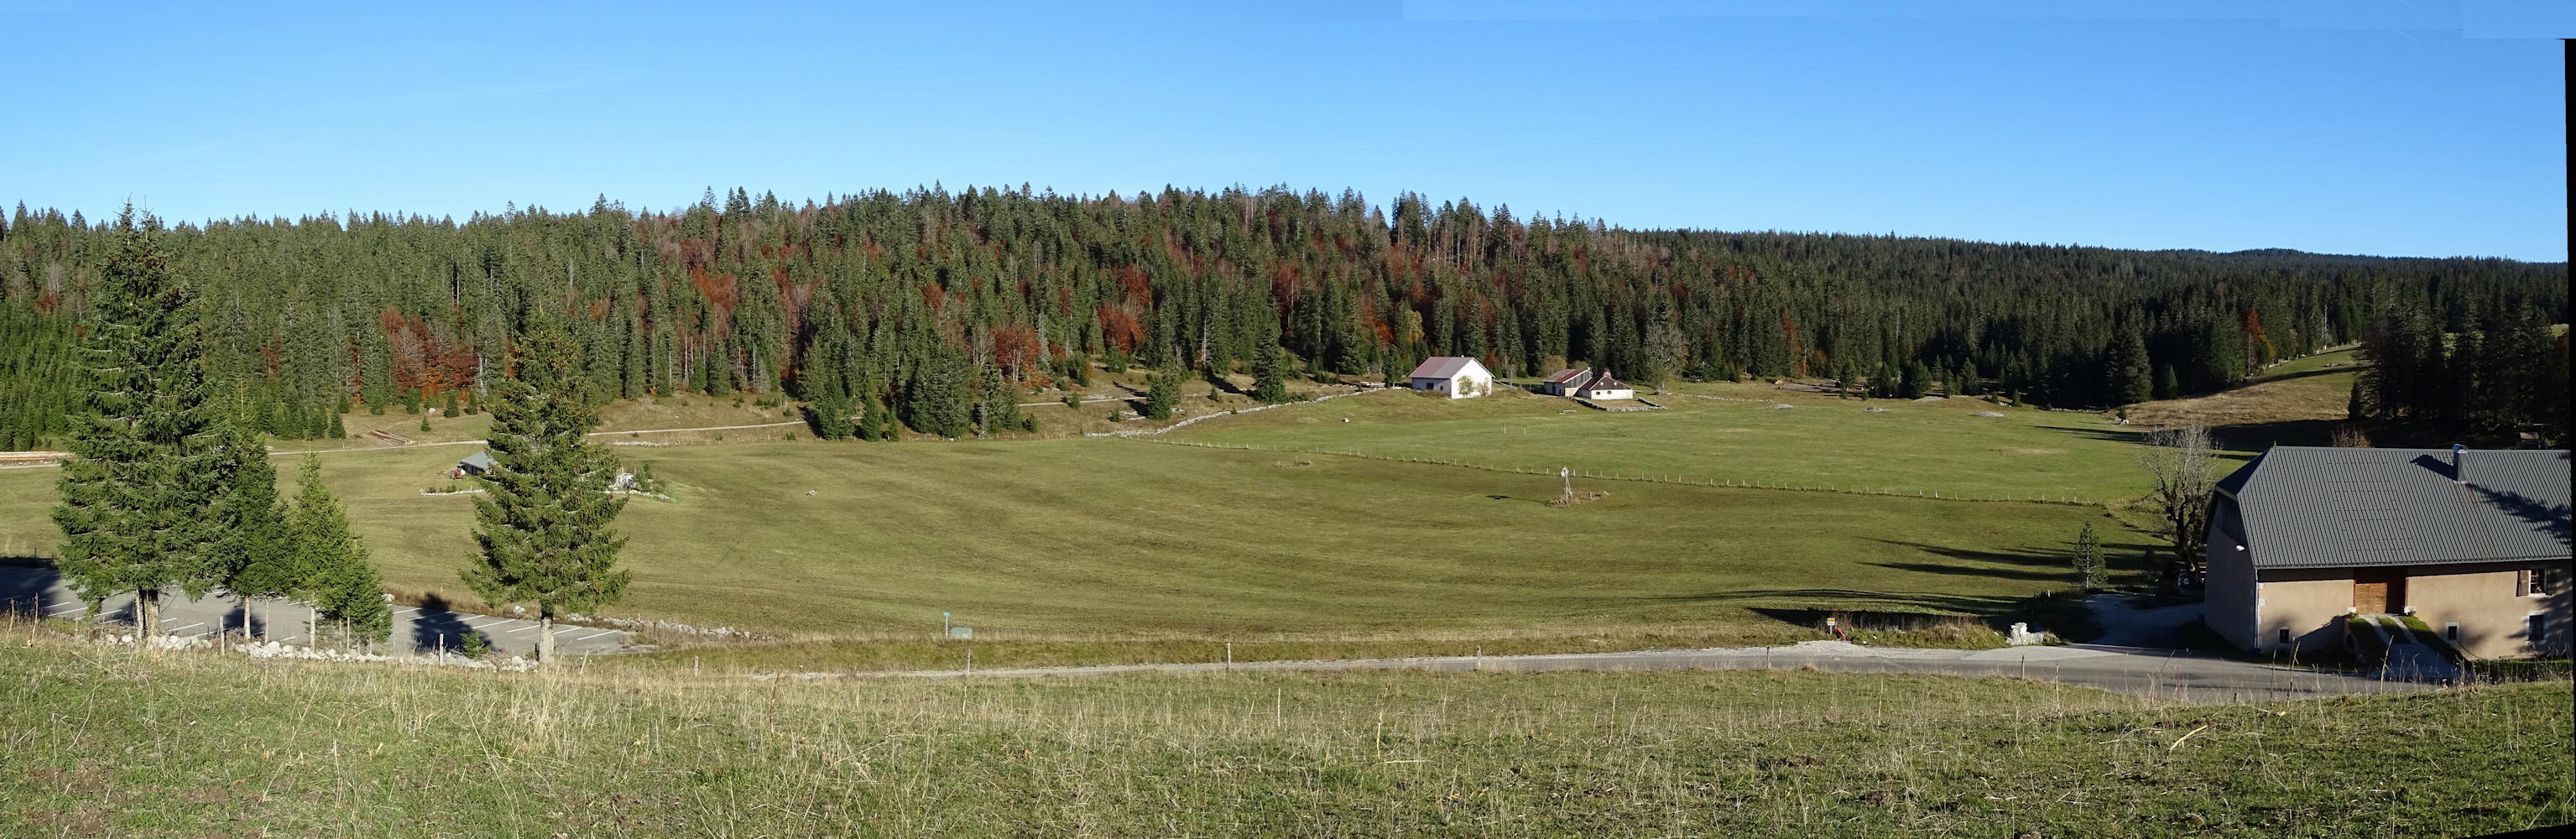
3,186,2564,450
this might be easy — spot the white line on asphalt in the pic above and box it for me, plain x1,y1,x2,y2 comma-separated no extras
576,630,618,640
466,618,510,628
507,625,538,633
167,623,203,633
394,607,419,615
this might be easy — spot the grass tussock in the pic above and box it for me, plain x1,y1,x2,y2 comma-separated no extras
2,623,2568,836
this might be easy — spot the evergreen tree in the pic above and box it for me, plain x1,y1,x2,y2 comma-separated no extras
1145,364,1183,420
900,352,971,438
462,307,629,665
49,208,228,637
2110,331,2153,406
973,365,1022,435
1252,345,1292,404
858,379,895,440
212,416,293,630
2151,363,2179,401
1898,359,1932,399
2073,522,2108,591
289,456,390,648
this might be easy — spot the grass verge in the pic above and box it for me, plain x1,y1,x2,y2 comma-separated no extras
3,626,2567,837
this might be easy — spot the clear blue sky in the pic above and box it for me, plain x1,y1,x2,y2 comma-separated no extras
3,1,2567,260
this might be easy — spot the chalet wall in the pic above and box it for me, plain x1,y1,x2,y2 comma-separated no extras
2407,560,2572,659
2252,566,2353,657
2203,500,2258,651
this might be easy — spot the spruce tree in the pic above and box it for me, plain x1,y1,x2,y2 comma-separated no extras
1252,345,1292,404
213,416,293,635
2073,522,2108,591
2111,331,2153,406
973,364,1022,435
289,456,389,648
462,307,629,664
50,208,228,637
858,380,894,440
901,352,971,438
1145,364,1183,420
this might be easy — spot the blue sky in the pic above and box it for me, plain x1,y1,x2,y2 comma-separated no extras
3,1,2566,260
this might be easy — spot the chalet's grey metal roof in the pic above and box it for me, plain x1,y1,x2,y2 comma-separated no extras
459,451,496,471
1541,367,1592,385
1406,357,1484,380
2215,446,2570,570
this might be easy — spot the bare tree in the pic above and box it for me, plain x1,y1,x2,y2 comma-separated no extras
2137,424,2218,590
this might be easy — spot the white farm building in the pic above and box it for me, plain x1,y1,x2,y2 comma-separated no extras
1405,357,1494,399
1541,367,1634,400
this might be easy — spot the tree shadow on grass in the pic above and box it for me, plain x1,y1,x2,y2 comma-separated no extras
1864,538,2166,585
1634,587,2025,615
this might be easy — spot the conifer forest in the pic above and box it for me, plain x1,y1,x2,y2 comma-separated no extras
1,185,2566,450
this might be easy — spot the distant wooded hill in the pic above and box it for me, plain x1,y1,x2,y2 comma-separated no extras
2,186,2565,449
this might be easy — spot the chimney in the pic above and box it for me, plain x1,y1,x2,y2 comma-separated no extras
2450,443,2467,485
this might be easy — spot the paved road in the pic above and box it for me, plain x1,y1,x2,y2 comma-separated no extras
0,563,636,658
822,640,2437,701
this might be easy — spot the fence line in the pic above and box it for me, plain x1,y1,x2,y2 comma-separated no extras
1134,439,2103,506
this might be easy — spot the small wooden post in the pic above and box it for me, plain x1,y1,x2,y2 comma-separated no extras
1225,643,1233,671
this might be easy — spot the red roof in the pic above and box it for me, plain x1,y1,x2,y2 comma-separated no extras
1407,357,1484,379
1542,367,1591,384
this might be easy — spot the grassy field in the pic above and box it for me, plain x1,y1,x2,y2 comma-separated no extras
3,631,2567,837
0,434,2143,645
2128,347,2363,447
1171,383,2179,503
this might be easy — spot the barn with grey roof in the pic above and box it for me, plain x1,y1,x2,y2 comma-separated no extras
2203,446,2570,659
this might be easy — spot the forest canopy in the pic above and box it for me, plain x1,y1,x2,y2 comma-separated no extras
1,185,2565,449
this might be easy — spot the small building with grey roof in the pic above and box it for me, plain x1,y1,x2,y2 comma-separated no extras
1405,356,1494,399
2203,446,2570,659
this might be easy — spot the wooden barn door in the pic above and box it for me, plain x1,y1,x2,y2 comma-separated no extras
2354,568,2406,614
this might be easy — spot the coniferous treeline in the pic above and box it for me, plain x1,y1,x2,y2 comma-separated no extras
1,185,2564,448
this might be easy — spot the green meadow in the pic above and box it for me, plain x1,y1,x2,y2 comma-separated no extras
1173,383,2181,503
0,433,2139,644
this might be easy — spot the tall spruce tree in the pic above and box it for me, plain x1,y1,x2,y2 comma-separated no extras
2110,331,2153,407
50,208,228,637
900,351,970,438
973,364,1022,435
1145,364,1183,420
289,456,390,648
462,306,629,664
212,414,293,637
1252,345,1292,404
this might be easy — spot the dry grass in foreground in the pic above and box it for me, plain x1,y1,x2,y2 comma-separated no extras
3,623,2567,837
